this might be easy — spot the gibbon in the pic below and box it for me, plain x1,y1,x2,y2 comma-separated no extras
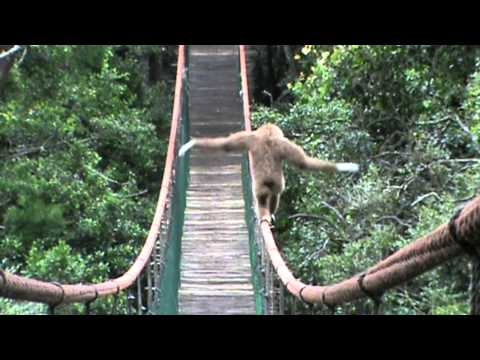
179,123,359,224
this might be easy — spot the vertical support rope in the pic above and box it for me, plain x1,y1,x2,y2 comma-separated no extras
136,277,142,315
147,258,152,310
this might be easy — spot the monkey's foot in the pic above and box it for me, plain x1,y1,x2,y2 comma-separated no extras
260,217,274,229
336,163,359,172
178,139,196,157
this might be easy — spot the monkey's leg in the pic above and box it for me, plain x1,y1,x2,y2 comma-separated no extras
269,193,280,216
257,193,272,226
264,194,279,229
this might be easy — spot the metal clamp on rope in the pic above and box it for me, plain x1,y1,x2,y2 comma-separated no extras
48,282,65,315
259,217,272,228
110,284,121,311
357,273,383,314
84,286,99,315
448,208,480,259
321,289,336,314
299,285,314,308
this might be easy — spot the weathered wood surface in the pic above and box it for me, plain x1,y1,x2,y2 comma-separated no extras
177,45,256,315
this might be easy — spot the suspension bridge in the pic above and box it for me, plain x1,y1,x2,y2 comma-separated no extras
1,45,480,315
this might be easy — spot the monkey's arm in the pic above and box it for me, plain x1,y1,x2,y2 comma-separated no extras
279,139,359,173
179,131,253,156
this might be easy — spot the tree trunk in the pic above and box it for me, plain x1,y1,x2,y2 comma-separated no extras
148,53,163,84
0,45,15,93
0,57,14,94
282,45,297,78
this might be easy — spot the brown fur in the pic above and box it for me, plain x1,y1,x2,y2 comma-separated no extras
192,123,339,223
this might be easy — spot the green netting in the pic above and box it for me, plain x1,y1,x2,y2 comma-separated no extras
154,50,190,315
236,47,266,314
241,154,267,314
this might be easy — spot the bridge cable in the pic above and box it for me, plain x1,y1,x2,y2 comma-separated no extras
84,286,99,315
48,282,65,315
449,207,480,260
357,273,383,315
321,289,336,314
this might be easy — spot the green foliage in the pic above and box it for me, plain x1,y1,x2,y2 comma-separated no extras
253,45,480,315
0,45,175,314
0,298,48,315
464,60,480,143
26,240,90,283
5,197,66,245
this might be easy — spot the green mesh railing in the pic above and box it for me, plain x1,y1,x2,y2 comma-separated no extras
236,47,267,315
154,48,190,315
241,154,267,314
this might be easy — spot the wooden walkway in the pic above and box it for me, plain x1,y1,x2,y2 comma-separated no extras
177,45,256,315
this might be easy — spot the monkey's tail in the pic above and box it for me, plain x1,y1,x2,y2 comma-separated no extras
178,139,197,157
336,163,359,172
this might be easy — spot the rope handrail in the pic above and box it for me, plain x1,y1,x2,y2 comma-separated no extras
0,45,187,307
239,44,480,309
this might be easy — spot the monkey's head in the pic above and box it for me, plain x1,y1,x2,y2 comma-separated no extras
256,123,284,138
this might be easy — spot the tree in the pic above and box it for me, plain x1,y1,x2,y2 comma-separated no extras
0,45,176,314
252,45,480,315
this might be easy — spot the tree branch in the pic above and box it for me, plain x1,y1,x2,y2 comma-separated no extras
376,215,411,228
435,158,480,164
0,45,23,60
288,213,323,220
320,201,345,222
410,192,441,208
121,189,148,198
85,165,125,185
417,115,452,127
371,151,404,159
3,137,93,161
454,115,480,151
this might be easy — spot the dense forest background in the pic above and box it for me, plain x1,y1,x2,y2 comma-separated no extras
0,45,178,314
1,45,480,315
251,45,480,315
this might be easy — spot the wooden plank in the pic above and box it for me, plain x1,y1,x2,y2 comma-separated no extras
176,45,256,315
